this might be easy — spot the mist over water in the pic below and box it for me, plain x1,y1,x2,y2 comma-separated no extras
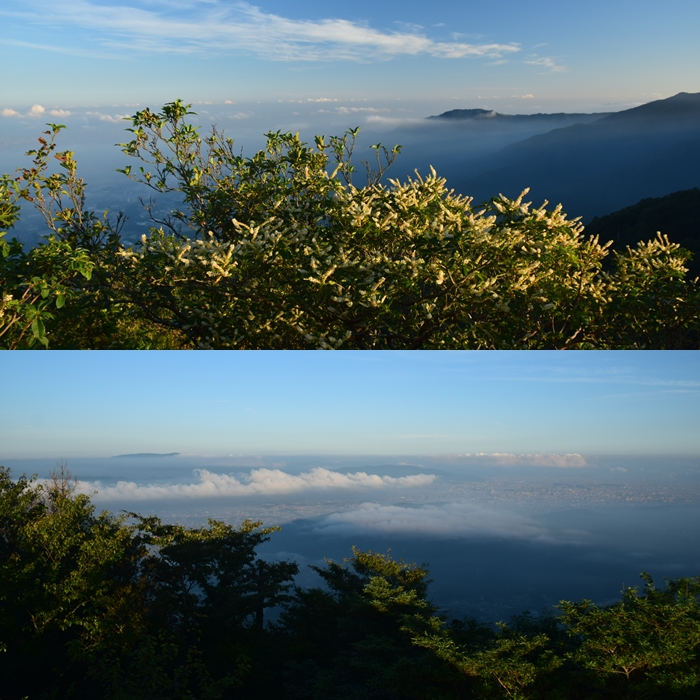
265,502,700,622
4,453,699,621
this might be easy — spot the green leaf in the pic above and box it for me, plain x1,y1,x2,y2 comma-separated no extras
56,294,66,309
31,317,46,339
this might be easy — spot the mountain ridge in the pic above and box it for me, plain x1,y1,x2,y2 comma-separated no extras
427,108,611,124
439,91,700,220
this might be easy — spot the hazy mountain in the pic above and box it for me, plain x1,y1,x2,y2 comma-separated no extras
427,107,610,126
379,108,609,183
584,188,700,277
442,92,700,221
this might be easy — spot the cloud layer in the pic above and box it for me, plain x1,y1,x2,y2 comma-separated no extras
3,1,521,62
441,453,587,467
314,501,550,539
78,467,436,500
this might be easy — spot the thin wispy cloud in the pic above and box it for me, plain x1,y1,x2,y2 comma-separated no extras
525,56,567,73
78,467,436,500
0,37,124,61
3,1,521,63
412,355,700,389
603,389,700,400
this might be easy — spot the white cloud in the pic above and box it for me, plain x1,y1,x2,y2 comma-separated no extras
313,501,551,539
85,111,130,123
101,114,131,122
49,109,71,117
78,467,436,500
7,1,521,63
2,104,53,118
335,106,389,114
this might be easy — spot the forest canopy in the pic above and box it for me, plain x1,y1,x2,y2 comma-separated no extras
1,464,700,700
1,100,699,349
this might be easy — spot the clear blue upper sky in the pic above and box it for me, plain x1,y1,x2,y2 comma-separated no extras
1,0,699,116
1,351,698,458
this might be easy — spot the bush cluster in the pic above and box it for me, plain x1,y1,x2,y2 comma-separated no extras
2,101,698,349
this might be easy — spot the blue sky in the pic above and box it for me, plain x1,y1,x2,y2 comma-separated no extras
1,0,699,122
1,351,698,458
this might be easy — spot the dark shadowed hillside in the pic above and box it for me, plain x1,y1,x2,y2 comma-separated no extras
584,188,700,278
441,92,700,220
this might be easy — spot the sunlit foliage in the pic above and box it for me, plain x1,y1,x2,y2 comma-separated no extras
2,101,699,348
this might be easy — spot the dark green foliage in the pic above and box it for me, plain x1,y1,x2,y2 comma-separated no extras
0,465,146,698
558,573,700,700
0,466,296,699
275,548,467,699
585,188,700,278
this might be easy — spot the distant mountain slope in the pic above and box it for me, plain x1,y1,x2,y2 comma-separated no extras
382,108,608,180
427,108,610,126
445,92,700,221
584,188,700,278
599,91,700,128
